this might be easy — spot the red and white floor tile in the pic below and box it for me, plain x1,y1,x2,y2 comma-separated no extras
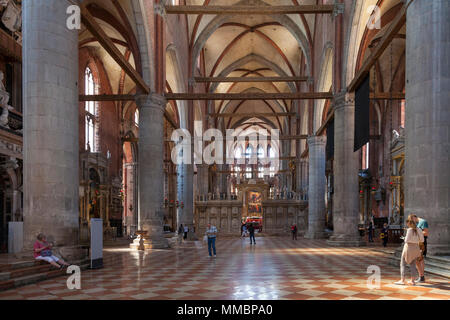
0,237,448,300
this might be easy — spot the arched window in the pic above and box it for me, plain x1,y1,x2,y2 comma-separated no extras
362,143,369,170
234,146,242,159
134,109,139,127
257,146,264,159
268,146,276,158
85,67,97,151
245,145,253,159
245,167,252,179
400,100,405,128
268,145,276,177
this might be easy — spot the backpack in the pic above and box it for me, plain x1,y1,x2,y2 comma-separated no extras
41,249,52,257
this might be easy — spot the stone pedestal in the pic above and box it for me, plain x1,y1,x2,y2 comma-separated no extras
135,94,168,249
23,0,80,248
405,0,450,255
8,222,23,254
305,136,327,239
129,230,163,250
327,92,365,247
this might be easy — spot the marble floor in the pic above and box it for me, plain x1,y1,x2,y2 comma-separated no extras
0,237,448,300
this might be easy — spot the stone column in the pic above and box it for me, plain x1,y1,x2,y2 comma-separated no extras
23,0,79,248
405,0,450,255
136,94,168,248
305,136,327,239
184,163,197,239
327,92,365,246
177,161,197,239
197,164,209,198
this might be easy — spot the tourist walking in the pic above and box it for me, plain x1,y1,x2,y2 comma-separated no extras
248,223,256,245
205,223,217,257
394,215,424,286
183,225,189,240
412,214,429,283
291,224,298,240
367,215,375,242
380,223,389,247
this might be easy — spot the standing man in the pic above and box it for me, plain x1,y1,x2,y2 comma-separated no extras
412,214,429,282
183,225,189,240
291,224,298,240
367,214,375,243
205,223,217,257
248,223,256,245
381,223,389,247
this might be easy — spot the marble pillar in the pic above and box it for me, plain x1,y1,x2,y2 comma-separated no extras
305,136,327,239
405,0,450,255
183,163,197,239
327,92,365,246
136,94,168,248
177,163,197,239
23,0,79,248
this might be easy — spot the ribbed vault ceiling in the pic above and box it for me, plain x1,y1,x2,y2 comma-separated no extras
187,0,316,133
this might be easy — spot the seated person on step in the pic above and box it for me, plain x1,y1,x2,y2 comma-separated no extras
33,233,70,269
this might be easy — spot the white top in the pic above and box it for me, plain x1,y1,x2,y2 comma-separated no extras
205,226,218,238
404,227,424,244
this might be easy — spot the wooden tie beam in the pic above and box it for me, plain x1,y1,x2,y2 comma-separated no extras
79,93,403,103
79,94,136,101
370,92,405,100
164,5,335,15
211,112,296,117
315,93,405,135
165,92,333,101
194,76,309,83
80,5,150,94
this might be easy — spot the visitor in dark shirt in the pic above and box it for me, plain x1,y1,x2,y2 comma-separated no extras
291,224,298,240
381,223,389,247
248,224,256,245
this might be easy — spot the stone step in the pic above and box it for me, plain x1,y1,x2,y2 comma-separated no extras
388,255,450,279
0,263,54,281
0,260,38,273
0,259,90,292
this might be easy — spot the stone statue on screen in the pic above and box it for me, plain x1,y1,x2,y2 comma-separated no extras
0,71,13,128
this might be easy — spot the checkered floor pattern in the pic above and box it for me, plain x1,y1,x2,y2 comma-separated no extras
0,237,448,300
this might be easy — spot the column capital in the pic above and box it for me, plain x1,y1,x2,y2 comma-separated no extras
135,93,167,111
307,135,327,146
124,162,138,168
334,91,355,110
